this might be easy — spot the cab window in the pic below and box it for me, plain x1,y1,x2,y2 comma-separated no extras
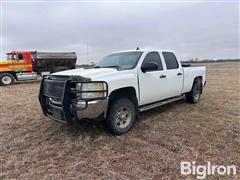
142,52,163,71
162,52,179,70
7,54,12,60
17,54,23,60
12,54,17,60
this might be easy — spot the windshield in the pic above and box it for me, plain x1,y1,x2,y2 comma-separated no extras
96,52,143,70
7,54,12,60
6,54,17,60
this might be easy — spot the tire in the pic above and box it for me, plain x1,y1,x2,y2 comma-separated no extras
186,79,202,104
0,73,15,86
106,98,136,135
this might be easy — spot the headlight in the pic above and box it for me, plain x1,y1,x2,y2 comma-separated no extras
76,82,107,99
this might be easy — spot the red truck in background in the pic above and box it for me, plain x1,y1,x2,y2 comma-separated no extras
0,51,77,85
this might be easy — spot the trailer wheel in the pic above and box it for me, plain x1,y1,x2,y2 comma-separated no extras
0,73,15,86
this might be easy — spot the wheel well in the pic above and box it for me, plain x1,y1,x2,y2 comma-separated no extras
194,76,202,82
0,72,16,79
193,76,203,93
109,87,139,114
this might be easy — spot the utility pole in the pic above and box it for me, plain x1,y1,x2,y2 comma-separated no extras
86,42,89,64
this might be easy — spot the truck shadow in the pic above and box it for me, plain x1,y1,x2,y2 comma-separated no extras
0,80,41,87
54,116,107,137
57,98,187,138
15,80,41,84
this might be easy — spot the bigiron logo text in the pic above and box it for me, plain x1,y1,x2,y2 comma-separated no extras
181,161,237,179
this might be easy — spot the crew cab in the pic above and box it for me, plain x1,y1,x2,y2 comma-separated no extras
39,49,206,134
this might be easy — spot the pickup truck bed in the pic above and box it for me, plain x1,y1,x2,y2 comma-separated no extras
182,66,206,94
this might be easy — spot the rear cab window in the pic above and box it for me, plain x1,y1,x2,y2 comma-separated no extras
162,52,179,70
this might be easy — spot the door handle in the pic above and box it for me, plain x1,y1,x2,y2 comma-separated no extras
160,74,167,78
177,72,182,76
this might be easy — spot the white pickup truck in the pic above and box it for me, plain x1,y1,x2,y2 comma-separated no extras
39,49,206,134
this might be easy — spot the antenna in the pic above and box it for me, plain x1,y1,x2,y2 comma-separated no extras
136,47,140,50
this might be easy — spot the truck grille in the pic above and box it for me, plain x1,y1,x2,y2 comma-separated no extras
39,75,93,124
43,75,69,100
43,80,65,100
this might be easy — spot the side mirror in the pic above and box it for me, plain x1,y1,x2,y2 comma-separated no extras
141,62,158,73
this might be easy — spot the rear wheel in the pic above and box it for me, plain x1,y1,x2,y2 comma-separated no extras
186,79,202,103
0,73,15,86
106,98,136,135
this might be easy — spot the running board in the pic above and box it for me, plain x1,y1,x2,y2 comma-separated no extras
139,96,184,112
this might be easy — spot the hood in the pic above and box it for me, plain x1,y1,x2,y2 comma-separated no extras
52,68,122,81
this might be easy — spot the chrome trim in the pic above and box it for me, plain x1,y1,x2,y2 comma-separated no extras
49,98,62,105
75,98,109,120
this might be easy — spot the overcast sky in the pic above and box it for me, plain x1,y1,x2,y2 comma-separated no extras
1,1,239,64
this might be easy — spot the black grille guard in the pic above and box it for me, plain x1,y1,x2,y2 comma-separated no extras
39,75,108,124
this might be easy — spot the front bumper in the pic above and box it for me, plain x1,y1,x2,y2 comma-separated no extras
39,75,108,124
74,99,108,120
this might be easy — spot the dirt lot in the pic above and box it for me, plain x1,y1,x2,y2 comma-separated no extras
1,62,240,179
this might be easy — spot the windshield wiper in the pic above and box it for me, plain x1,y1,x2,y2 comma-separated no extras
94,65,123,70
101,65,121,70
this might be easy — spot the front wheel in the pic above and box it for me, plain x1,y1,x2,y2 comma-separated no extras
186,79,202,103
0,73,15,86
106,98,136,135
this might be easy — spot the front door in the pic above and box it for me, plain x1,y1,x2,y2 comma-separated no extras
138,51,169,105
9,53,26,72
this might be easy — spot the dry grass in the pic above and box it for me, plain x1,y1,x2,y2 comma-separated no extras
1,62,240,179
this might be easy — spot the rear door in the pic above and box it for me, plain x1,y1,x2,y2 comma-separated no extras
138,51,169,105
161,52,183,97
